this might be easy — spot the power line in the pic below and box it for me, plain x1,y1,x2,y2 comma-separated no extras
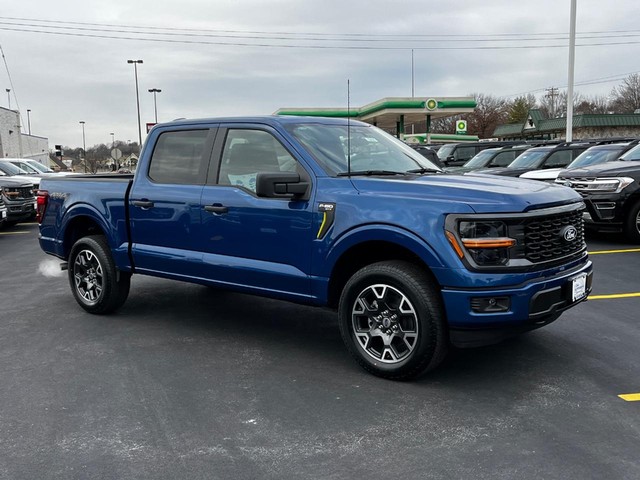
3,24,640,50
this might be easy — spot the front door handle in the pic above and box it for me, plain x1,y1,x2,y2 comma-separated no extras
133,200,154,209
204,204,228,214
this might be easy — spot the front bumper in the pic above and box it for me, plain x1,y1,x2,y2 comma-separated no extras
4,198,37,222
441,259,593,347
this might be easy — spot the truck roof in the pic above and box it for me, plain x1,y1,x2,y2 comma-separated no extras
161,115,370,128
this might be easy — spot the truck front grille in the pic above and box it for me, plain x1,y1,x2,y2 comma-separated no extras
522,208,585,263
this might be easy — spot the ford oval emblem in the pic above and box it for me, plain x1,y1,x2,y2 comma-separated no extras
561,225,578,242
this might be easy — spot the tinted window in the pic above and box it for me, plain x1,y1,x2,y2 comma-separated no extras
544,150,572,168
463,149,498,168
620,144,640,161
491,151,517,167
569,147,625,168
508,149,550,169
218,129,298,192
148,130,210,184
437,144,454,159
0,162,28,175
455,146,476,161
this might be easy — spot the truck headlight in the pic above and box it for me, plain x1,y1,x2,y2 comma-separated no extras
590,177,634,193
446,220,516,266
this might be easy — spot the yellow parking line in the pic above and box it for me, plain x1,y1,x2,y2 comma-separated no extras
0,231,31,235
588,292,640,300
619,393,640,402
590,248,640,255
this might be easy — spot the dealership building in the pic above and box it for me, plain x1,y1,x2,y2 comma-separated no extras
0,106,49,163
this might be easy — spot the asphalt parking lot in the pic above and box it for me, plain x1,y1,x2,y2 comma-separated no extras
1,223,639,479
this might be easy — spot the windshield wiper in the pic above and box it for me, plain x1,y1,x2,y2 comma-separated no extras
337,170,407,177
405,167,442,174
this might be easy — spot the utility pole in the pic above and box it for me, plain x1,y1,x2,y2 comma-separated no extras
545,87,559,118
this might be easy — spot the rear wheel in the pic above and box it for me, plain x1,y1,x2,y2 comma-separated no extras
624,201,640,243
68,235,131,314
338,261,447,380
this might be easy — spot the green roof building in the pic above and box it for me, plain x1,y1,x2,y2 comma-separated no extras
493,109,640,140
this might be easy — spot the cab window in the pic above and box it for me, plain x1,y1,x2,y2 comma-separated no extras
218,129,298,193
148,130,210,184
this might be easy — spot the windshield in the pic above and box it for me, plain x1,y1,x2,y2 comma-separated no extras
620,144,640,161
11,162,40,174
26,161,54,173
285,123,440,175
437,144,455,159
0,162,28,175
507,149,549,169
463,149,499,168
568,147,625,168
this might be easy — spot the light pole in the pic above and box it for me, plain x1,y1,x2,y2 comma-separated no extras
110,132,115,148
79,121,87,173
5,89,10,109
148,88,161,123
127,59,143,151
27,109,32,135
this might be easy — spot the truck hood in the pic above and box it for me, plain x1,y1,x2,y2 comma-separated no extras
0,176,34,188
350,173,581,214
559,161,640,178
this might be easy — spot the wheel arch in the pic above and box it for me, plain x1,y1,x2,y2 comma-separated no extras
325,226,445,308
60,205,111,260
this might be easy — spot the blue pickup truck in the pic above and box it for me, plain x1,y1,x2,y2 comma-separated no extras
37,116,592,379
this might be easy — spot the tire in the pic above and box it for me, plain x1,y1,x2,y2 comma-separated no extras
68,235,131,314
338,261,448,380
624,201,640,243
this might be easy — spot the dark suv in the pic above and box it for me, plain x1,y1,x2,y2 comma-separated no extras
0,172,36,227
475,142,593,177
557,143,640,242
445,145,531,174
437,141,521,167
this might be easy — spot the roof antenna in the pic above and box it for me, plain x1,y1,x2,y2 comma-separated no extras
347,79,351,177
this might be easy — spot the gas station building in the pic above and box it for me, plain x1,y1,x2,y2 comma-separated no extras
275,96,478,143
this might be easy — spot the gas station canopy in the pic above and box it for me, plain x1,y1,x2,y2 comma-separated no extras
275,96,476,132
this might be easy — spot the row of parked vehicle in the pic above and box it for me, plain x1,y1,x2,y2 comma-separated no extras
0,158,60,228
413,138,640,242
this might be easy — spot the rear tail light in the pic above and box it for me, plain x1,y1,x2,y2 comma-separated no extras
36,190,49,224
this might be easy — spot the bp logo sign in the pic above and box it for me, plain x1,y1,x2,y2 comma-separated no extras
426,98,438,110
456,120,467,134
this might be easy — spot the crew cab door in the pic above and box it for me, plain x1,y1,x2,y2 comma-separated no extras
129,126,217,276
198,124,314,299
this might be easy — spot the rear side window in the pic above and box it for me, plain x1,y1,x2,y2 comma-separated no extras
455,146,476,161
148,130,210,184
544,150,572,168
491,151,516,167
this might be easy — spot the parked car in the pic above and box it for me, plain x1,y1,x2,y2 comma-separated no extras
0,191,7,228
556,143,640,242
0,160,43,189
521,141,640,182
436,141,523,167
0,171,36,227
445,145,531,174
5,158,56,176
22,159,56,174
474,142,593,178
409,145,443,168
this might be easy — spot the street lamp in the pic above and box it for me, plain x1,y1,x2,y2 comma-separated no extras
127,59,143,151
110,132,115,148
27,109,31,135
148,88,162,123
79,121,87,173
5,89,10,109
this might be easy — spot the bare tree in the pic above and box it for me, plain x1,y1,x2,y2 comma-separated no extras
610,74,640,113
575,95,611,115
466,93,509,138
539,90,584,118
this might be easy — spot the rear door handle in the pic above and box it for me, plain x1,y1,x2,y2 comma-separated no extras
204,204,228,214
132,200,154,209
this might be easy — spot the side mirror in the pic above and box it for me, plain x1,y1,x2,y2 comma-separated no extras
256,172,309,199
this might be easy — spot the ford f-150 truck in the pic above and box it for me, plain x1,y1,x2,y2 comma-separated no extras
37,116,593,379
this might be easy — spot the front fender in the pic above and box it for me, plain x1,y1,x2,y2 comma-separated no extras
321,223,446,278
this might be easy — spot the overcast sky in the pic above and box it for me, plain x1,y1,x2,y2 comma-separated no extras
1,0,639,148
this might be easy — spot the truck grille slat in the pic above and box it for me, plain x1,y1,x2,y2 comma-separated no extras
522,208,585,263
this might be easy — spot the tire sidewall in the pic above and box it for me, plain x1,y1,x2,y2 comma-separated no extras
338,262,444,379
625,201,640,243
68,235,119,313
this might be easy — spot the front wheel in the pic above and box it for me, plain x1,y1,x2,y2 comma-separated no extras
624,201,640,243
338,261,447,380
68,235,131,314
